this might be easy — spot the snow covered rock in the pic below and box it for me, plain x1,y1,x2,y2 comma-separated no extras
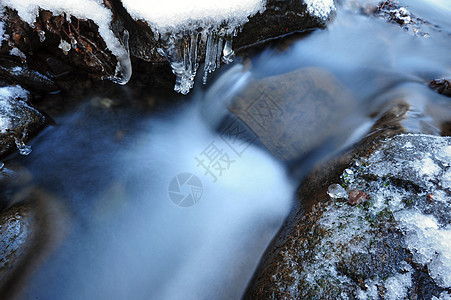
0,2,131,85
245,128,450,298
0,0,334,94
0,85,45,158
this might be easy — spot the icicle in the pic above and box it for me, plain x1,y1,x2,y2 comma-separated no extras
110,29,132,85
158,26,238,93
189,31,200,75
222,31,236,64
14,137,32,155
38,30,46,42
158,30,201,94
203,31,215,85
216,37,224,68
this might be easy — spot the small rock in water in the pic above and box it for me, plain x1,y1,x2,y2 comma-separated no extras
229,67,356,161
430,79,451,97
348,189,368,205
0,85,45,159
327,183,347,199
374,0,431,37
0,189,68,298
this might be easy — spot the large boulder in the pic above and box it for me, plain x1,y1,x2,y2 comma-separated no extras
229,67,356,161
0,188,68,299
244,104,451,299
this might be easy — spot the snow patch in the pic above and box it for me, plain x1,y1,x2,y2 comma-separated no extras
384,263,413,300
304,0,336,21
433,291,451,300
395,210,451,288
0,85,30,132
420,156,441,177
9,47,27,59
121,0,265,32
0,19,6,45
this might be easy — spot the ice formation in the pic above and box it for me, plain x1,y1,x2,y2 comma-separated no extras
340,134,451,289
0,85,30,133
395,210,451,287
304,0,336,21
9,47,27,59
121,0,266,94
0,0,131,84
0,85,37,155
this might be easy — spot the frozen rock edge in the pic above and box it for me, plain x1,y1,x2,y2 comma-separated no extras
0,0,336,94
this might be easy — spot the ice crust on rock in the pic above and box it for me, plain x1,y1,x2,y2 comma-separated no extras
0,85,38,155
433,291,451,300
395,210,451,287
339,134,451,289
0,85,30,133
1,0,131,84
384,264,413,300
122,0,266,94
280,134,450,298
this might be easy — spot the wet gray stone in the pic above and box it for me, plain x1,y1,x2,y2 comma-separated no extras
0,85,45,159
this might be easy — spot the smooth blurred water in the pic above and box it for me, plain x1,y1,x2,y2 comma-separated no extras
7,0,451,299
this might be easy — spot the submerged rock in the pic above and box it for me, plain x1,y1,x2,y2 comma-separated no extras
344,0,444,38
0,85,45,159
0,56,58,93
0,189,68,299
430,79,451,98
245,114,450,298
229,67,356,161
0,204,35,286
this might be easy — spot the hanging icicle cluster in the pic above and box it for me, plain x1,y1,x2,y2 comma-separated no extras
157,28,237,95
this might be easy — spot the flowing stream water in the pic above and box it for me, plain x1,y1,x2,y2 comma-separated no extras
3,0,451,299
